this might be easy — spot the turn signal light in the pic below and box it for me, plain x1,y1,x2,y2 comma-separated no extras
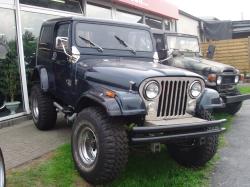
207,74,217,82
105,90,116,98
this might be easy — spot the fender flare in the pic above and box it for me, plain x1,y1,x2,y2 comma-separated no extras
75,92,122,116
196,88,224,111
33,66,49,92
75,90,147,117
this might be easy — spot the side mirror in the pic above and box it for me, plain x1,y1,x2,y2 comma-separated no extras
55,37,72,58
0,148,6,187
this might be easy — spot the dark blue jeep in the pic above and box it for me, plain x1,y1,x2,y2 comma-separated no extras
30,17,226,185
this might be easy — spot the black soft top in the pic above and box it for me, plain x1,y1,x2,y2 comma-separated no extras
43,16,150,30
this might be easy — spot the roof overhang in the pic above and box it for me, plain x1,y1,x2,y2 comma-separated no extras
112,0,179,20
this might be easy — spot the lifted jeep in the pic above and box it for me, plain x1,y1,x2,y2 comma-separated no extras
153,30,250,115
31,17,226,185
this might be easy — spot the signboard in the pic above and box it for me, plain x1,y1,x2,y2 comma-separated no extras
112,0,179,19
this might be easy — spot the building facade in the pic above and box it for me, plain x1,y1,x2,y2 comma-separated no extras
0,0,178,122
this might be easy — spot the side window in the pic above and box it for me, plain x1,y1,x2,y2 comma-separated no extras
55,23,70,50
39,26,51,48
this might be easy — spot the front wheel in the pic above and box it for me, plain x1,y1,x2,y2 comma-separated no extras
167,110,218,167
71,107,128,185
0,148,6,187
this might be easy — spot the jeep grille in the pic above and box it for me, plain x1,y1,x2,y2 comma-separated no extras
139,77,205,121
157,80,189,117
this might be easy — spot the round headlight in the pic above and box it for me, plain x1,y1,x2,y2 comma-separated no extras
189,81,202,98
217,76,222,85
235,75,240,83
144,81,160,100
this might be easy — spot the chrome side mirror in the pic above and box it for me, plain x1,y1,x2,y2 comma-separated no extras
0,148,6,187
55,36,71,58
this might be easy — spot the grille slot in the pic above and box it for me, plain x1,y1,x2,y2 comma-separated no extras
157,80,189,118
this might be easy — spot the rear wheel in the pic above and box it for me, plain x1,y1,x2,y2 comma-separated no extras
30,85,57,130
0,148,5,187
167,110,219,167
71,107,128,185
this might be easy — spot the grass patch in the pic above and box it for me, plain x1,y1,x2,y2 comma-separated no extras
7,114,234,187
239,86,250,94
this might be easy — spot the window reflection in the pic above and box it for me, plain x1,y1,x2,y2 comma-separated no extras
86,3,111,20
20,0,82,14
116,10,143,23
145,17,163,29
0,8,24,117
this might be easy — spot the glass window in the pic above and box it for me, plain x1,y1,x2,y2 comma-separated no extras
76,23,153,52
0,8,24,118
20,0,82,14
55,24,70,50
167,36,200,53
164,20,170,31
145,17,163,29
86,3,111,20
116,10,143,23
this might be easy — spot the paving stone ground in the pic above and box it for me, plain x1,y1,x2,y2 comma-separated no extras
211,100,250,187
0,117,71,169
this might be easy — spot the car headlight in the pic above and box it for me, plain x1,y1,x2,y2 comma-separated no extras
217,76,222,85
189,81,202,98
235,75,240,83
144,81,160,100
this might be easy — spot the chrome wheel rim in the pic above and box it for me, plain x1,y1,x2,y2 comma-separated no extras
0,152,5,187
78,127,98,166
32,96,39,120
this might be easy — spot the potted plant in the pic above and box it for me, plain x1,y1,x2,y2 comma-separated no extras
0,40,21,115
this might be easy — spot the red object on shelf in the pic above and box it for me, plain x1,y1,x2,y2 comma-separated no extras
112,0,179,19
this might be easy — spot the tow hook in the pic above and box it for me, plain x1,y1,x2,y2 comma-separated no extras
150,143,161,153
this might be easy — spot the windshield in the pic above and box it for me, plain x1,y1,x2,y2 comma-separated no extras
75,23,153,52
167,36,200,53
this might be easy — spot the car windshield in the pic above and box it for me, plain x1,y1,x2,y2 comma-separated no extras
75,23,153,52
166,36,200,53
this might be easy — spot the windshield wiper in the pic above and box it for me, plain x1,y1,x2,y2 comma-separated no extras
79,35,103,52
114,35,136,55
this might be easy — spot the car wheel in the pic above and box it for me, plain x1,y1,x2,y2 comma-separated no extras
30,84,57,130
167,110,218,167
0,148,5,187
71,107,128,185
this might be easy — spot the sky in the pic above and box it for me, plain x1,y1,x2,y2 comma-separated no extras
166,0,250,21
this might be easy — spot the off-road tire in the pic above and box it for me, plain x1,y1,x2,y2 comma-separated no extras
167,110,218,167
30,85,57,130
0,148,6,187
71,107,128,185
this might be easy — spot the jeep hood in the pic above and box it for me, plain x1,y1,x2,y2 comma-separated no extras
78,58,202,90
171,55,237,75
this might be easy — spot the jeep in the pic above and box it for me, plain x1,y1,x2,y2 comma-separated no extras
153,30,250,115
30,17,226,185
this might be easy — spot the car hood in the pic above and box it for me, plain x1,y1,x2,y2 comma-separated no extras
78,58,202,90
171,55,237,74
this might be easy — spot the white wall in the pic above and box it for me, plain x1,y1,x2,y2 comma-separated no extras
177,14,200,39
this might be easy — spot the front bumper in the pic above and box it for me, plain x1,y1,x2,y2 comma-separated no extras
130,118,226,144
224,94,250,104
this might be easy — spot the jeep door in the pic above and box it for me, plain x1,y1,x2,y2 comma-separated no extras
53,22,73,104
